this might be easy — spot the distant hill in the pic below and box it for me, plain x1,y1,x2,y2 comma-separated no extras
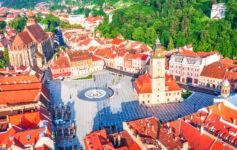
98,0,237,58
2,0,62,9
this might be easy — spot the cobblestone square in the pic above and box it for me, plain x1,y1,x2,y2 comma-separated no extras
47,70,216,149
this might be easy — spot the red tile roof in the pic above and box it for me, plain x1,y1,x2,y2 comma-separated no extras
84,129,115,150
225,71,237,81
134,73,181,94
206,102,237,126
128,142,142,150
134,74,152,94
0,82,42,91
126,117,182,150
220,58,236,69
179,49,198,57
132,53,149,61
0,89,47,105
11,31,34,48
50,55,70,69
179,120,215,150
92,55,102,61
112,38,124,45
67,50,91,62
0,75,41,85
24,24,49,43
200,62,227,79
9,111,51,130
165,74,182,92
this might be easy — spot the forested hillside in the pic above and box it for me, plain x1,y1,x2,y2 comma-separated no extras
2,0,62,9
97,0,237,58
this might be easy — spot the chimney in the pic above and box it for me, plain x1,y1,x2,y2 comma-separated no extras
20,118,22,129
151,124,155,132
118,134,121,146
233,119,236,125
210,109,212,114
113,136,117,146
169,128,172,134
156,121,161,140
200,126,204,135
218,104,221,110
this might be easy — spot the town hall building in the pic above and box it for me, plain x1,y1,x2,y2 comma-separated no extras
8,10,54,68
134,37,182,105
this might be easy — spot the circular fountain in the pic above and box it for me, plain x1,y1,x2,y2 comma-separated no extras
78,87,114,101
85,89,106,99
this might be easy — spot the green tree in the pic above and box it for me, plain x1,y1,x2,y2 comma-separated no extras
132,27,145,42
0,21,6,30
9,17,27,32
145,27,157,45
0,59,5,68
168,37,174,50
3,49,9,65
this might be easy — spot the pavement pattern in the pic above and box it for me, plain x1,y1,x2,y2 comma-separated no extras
47,70,216,150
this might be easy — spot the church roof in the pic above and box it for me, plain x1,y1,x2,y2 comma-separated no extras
25,24,49,43
11,31,34,48
10,24,49,49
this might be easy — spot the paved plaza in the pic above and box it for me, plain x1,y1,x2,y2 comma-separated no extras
47,70,216,149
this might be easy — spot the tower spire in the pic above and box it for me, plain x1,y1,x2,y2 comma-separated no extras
26,10,36,26
153,34,164,58
154,35,161,50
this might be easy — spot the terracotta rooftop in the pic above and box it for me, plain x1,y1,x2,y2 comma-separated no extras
134,74,152,94
25,23,49,43
9,111,51,130
51,55,70,69
67,50,91,62
84,129,115,150
125,117,182,150
0,82,42,91
11,31,34,49
200,62,227,79
0,88,49,105
0,75,41,85
134,73,181,94
112,38,124,45
168,101,237,149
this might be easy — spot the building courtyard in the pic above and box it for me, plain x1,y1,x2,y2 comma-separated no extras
47,70,216,150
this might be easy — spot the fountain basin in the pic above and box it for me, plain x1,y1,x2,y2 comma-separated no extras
78,87,114,101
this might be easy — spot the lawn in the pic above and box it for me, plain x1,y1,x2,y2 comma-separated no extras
74,75,93,80
182,91,192,99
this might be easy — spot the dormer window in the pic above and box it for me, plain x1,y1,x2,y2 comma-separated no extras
27,135,31,141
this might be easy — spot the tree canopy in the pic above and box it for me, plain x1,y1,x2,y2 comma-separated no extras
2,0,61,9
9,16,27,32
97,0,237,58
0,21,7,30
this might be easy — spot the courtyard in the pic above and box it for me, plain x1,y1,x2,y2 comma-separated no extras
47,70,216,150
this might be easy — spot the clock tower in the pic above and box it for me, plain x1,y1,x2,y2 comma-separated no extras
149,36,166,103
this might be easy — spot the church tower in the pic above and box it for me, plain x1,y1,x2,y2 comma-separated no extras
149,36,166,103
27,10,36,26
221,80,231,98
